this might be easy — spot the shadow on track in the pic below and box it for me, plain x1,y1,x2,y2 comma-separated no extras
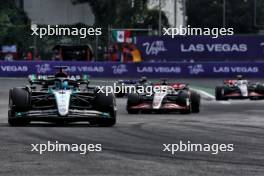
0,122,116,128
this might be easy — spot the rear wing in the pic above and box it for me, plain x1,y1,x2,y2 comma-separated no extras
153,83,189,90
170,83,189,90
223,80,240,86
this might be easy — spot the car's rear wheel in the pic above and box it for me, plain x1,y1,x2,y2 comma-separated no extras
115,92,125,98
126,93,141,114
215,86,228,101
177,91,191,114
190,91,201,113
8,88,30,126
127,109,139,114
93,92,116,127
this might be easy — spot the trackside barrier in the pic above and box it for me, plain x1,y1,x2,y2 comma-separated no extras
135,35,264,61
0,61,263,78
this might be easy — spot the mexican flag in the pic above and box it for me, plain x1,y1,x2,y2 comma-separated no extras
112,30,130,43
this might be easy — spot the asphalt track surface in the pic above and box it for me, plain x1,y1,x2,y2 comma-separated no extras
0,78,264,176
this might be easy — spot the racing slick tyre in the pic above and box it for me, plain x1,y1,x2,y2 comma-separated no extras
115,92,125,98
11,88,30,111
255,85,264,94
177,91,191,114
190,91,201,113
8,88,30,126
93,92,116,127
126,93,141,114
215,86,228,101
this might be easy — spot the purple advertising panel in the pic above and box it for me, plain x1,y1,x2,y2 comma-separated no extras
0,61,108,77
135,35,264,61
0,61,264,78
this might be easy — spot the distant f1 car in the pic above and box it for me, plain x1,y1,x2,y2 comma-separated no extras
215,77,264,100
8,66,116,126
115,76,151,97
126,80,200,114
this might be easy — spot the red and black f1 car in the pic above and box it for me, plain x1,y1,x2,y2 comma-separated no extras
126,80,201,114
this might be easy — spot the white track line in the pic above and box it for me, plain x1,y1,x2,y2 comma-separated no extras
191,88,231,104
190,88,215,100
217,101,231,104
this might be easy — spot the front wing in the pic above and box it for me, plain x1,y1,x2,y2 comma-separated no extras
223,91,264,99
129,102,189,110
14,109,111,122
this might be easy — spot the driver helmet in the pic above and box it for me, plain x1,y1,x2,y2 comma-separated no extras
161,78,168,85
55,68,68,78
62,80,68,89
139,76,147,84
236,75,243,80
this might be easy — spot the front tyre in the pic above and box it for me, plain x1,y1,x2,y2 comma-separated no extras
93,92,116,127
8,89,30,126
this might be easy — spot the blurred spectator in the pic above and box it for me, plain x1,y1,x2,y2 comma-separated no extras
108,43,142,63
130,45,142,63
4,53,13,61
52,50,62,61
122,43,132,62
26,51,33,61
108,44,119,62
35,53,41,60
122,43,142,63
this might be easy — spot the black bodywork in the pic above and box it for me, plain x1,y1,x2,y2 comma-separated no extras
8,72,116,126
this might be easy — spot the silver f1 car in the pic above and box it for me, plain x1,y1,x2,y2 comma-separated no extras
8,66,116,126
215,77,264,100
126,80,201,114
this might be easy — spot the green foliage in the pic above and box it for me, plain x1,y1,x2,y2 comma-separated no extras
186,0,263,33
75,0,169,59
0,0,31,55
255,0,264,27
1,0,262,60
78,0,169,30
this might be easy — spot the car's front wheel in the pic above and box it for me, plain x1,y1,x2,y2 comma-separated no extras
93,92,116,127
8,88,30,126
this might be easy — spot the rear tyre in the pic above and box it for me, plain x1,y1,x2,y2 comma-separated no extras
126,93,141,114
127,109,139,114
215,86,227,101
179,109,191,114
8,89,30,126
190,91,201,113
115,92,125,98
177,91,191,114
93,92,116,127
